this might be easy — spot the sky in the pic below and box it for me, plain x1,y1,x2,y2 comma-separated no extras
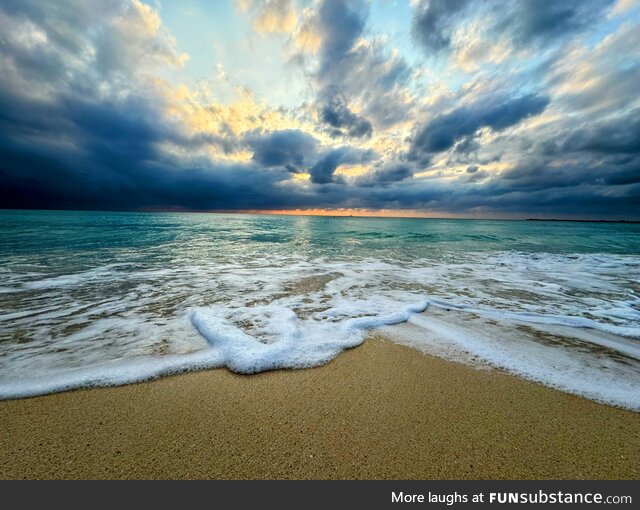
0,0,639,218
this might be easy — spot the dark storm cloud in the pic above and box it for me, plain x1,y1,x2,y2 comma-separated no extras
319,98,373,138
0,142,285,211
1,0,639,219
409,93,549,163
503,0,615,47
463,169,488,183
601,164,640,186
2,93,639,216
345,157,640,217
246,129,318,169
0,84,295,211
309,151,345,184
0,0,124,53
2,69,634,216
311,0,414,129
496,156,640,191
317,0,367,72
244,129,378,183
559,109,640,155
0,1,375,210
453,136,481,155
355,163,413,187
411,0,615,54
412,0,471,53
309,146,376,184
0,0,305,211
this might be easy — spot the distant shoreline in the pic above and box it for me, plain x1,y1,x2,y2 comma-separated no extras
527,218,640,224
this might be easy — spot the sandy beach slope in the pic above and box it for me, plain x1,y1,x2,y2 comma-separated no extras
1,338,638,479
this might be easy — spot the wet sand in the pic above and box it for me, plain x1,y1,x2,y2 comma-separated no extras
1,338,638,479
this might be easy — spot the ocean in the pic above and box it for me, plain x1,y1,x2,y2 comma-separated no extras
1,210,639,408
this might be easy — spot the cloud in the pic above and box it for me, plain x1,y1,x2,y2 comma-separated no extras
462,167,489,183
309,146,375,184
412,0,471,53
319,97,373,138
0,90,294,211
453,136,481,155
0,0,272,211
95,0,189,78
245,129,318,169
308,150,346,184
559,109,640,155
412,0,616,56
503,0,615,47
497,157,640,191
244,0,298,34
301,0,415,130
355,163,413,187
409,93,549,163
0,0,639,219
317,0,368,72
546,22,640,115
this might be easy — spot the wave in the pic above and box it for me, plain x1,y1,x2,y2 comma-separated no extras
1,251,639,409
426,298,640,343
0,299,428,399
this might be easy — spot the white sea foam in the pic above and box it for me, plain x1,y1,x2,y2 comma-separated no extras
0,299,427,399
425,298,640,346
189,299,428,374
397,311,640,410
22,264,131,290
1,252,639,409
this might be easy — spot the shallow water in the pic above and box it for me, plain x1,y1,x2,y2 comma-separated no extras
1,210,639,408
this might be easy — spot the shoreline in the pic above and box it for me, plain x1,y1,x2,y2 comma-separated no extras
1,338,638,479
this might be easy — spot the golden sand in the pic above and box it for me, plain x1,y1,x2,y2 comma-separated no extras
1,339,638,479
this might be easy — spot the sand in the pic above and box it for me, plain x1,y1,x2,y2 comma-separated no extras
1,338,638,479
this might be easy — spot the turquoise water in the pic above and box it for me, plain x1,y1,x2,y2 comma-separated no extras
2,210,639,263
1,210,639,407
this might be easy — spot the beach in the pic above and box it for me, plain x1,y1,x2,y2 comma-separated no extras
2,0,640,485
1,338,638,480
2,212,640,409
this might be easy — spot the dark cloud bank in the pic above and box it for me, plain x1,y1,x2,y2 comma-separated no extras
409,94,550,164
0,0,639,218
412,0,616,53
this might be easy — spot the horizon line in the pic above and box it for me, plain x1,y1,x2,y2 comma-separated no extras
2,207,639,223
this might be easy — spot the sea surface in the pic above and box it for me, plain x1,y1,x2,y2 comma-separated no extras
1,210,639,408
